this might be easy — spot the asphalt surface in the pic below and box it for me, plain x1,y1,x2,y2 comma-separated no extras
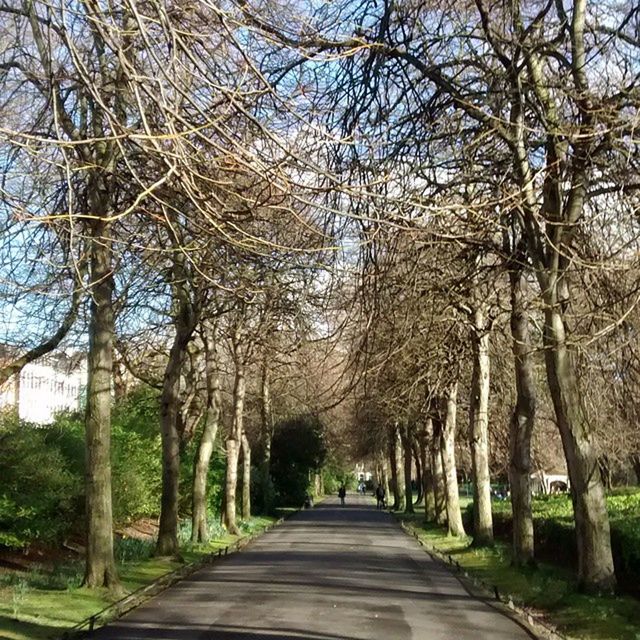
91,494,533,640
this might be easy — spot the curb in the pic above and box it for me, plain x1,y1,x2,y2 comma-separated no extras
60,514,295,639
396,518,569,640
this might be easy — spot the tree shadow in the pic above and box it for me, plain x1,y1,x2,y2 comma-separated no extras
0,615,62,640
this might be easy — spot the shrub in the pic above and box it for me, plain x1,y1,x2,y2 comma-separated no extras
0,413,82,547
271,414,327,506
111,387,163,522
0,386,165,549
473,490,640,591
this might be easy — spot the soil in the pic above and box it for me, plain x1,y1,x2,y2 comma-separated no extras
0,543,78,573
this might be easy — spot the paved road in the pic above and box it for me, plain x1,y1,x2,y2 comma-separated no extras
92,495,533,639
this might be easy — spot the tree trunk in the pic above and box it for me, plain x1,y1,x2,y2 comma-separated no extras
598,456,612,491
241,431,251,520
156,348,183,556
388,428,400,510
631,454,640,484
191,333,221,543
259,356,273,513
431,416,447,525
421,418,435,521
469,306,493,546
413,440,424,505
223,438,240,535
224,348,246,535
508,263,536,566
261,357,273,465
543,305,615,591
156,291,197,556
380,455,390,501
401,425,414,513
83,217,119,589
395,425,406,511
441,384,465,537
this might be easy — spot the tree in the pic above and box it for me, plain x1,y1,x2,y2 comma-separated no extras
270,414,327,506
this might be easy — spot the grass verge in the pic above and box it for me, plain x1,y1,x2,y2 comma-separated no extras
0,515,276,640
400,513,640,640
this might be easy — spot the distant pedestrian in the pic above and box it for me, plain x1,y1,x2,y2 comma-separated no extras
338,484,346,506
375,484,386,510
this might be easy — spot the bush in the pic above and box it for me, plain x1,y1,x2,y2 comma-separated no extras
252,463,277,515
111,388,163,522
471,490,640,592
271,414,327,506
322,457,356,495
0,386,166,548
0,413,82,547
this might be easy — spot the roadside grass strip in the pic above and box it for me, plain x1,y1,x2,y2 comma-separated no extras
401,514,640,640
0,516,276,640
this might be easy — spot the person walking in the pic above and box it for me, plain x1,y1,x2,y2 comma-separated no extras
338,483,346,506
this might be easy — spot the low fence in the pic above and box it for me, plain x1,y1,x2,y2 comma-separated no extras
59,514,295,639
400,521,568,640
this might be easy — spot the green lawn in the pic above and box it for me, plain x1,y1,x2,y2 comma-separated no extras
401,514,640,640
0,516,275,640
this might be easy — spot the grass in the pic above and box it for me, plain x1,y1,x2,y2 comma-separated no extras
400,513,640,640
0,515,276,640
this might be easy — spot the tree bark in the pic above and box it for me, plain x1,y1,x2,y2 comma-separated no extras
543,305,615,591
260,357,273,465
469,306,493,546
83,216,119,589
156,272,197,556
191,331,221,543
388,428,400,510
440,384,465,537
223,437,240,535
156,348,183,556
395,425,406,511
380,454,390,502
631,454,640,484
421,418,435,521
224,340,246,535
401,425,414,513
413,439,424,505
431,416,447,525
259,356,274,513
508,261,536,566
241,431,251,520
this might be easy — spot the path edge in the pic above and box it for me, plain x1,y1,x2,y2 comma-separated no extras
394,516,570,640
60,508,305,640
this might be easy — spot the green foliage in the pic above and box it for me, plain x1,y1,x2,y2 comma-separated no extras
404,514,640,640
0,516,276,640
111,389,163,522
0,414,81,546
176,431,227,520
252,462,277,515
322,456,355,494
270,414,327,506
114,537,155,564
0,386,165,548
470,490,640,591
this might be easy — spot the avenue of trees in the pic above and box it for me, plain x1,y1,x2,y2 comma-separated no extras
1,0,639,597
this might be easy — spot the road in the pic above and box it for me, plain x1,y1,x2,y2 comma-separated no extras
91,495,534,640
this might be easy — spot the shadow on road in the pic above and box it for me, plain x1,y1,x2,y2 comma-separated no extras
97,621,365,639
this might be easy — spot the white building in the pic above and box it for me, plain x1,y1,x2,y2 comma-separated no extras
530,470,570,494
354,462,372,482
0,350,87,424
